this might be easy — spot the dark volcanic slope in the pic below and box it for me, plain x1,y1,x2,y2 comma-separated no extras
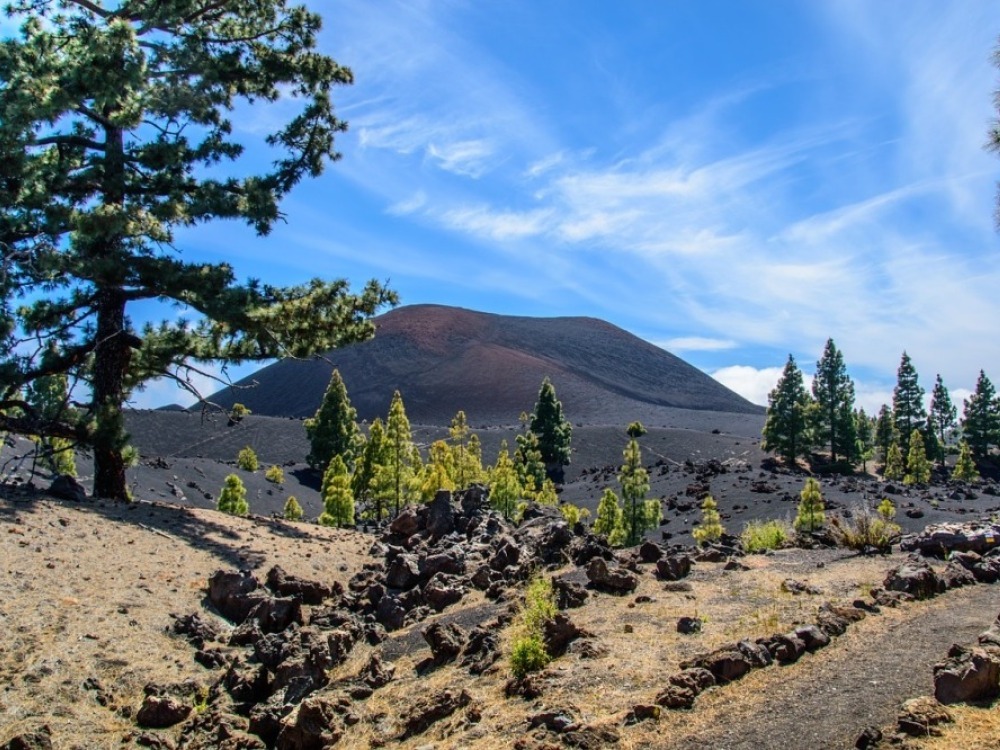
207,304,762,426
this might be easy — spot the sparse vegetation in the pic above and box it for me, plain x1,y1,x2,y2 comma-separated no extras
904,428,932,485
509,576,556,679
283,496,304,521
593,488,626,547
693,495,724,545
953,441,980,482
265,465,284,484
529,377,573,480
305,369,360,471
230,403,252,421
237,446,259,472
559,502,590,526
217,474,249,516
319,455,355,528
794,477,825,533
829,499,900,552
741,519,791,553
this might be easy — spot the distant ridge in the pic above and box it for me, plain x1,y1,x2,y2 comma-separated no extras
205,304,762,426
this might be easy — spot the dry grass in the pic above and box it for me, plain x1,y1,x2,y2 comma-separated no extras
905,701,1000,750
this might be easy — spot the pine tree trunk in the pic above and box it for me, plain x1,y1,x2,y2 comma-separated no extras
92,288,129,499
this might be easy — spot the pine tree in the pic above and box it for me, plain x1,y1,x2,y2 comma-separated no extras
884,442,905,481
283,496,304,521
928,374,957,467
529,378,572,480
0,1,395,500
961,371,1000,460
24,366,77,476
489,442,522,520
384,391,416,515
448,411,473,489
305,369,360,471
593,489,626,547
352,418,387,520
619,437,653,546
794,478,825,533
953,441,980,482
319,455,354,527
854,408,875,474
874,404,896,469
692,496,724,545
419,440,456,501
811,339,857,467
237,446,259,472
762,355,812,467
514,429,547,494
904,429,931,485
892,352,926,463
463,434,485,486
218,474,249,516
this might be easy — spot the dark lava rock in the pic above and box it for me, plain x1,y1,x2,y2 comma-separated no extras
275,695,344,750
136,694,191,729
543,613,590,657
553,576,589,609
1,726,52,750
638,541,663,563
676,616,702,635
586,558,638,594
208,569,261,624
461,627,501,675
896,696,954,737
883,561,942,600
422,573,465,612
398,689,472,740
422,621,466,666
934,643,1000,704
49,474,88,502
266,566,337,605
656,555,692,581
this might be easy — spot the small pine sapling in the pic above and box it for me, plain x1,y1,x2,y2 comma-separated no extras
903,429,931,485
883,442,904,481
319,455,355,528
593,488,626,547
218,474,249,516
794,477,825,533
953,441,980,483
692,495,724,545
237,446,259,472
559,503,590,526
230,403,251,421
265,465,284,484
283,496,304,521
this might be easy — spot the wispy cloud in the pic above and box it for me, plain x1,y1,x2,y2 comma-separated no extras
439,206,554,240
662,337,738,353
426,139,497,178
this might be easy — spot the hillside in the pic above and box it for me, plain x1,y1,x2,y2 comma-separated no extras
204,304,762,425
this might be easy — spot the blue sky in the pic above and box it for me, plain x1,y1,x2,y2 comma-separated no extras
39,1,1000,412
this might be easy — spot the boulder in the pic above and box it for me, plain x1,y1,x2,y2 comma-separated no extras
764,633,806,664
681,646,756,684
552,576,589,609
359,654,395,689
398,689,472,740
208,569,261,624
49,474,87,502
900,521,1000,557
385,553,420,590
676,617,702,635
375,594,407,632
275,696,344,750
655,555,692,581
265,566,336,605
461,628,501,675
1,726,52,750
169,611,223,648
940,561,977,590
490,537,522,572
136,694,191,729
426,490,456,539
242,596,302,635
422,621,466,665
638,541,663,563
586,558,638,594
422,573,465,612
934,644,1000,704
419,550,466,580
543,613,590,657
223,659,270,703
623,704,660,725
896,696,954,737
883,561,942,600
568,534,615,566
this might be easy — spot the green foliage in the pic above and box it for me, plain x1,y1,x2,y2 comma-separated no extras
794,477,825,533
892,352,926,463
0,1,397,500
448,411,483,489
25,369,77,476
928,374,957,466
953,440,980,482
961,370,1000,460
619,437,656,546
741,519,791,553
384,391,417,515
514,429,547,493
593,488,626,547
230,403,252,421
489,442,522,519
903,429,932,485
121,444,140,469
418,440,456,501
854,408,875,474
829,500,900,552
626,421,647,438
352,418,387,519
44,437,78,477
692,496,724,545
762,355,812,467
283,496,304,521
218,474,249,516
319,455,354,528
559,503,590,526
237,446,259,472
510,635,550,679
883,442,904,481
811,339,857,466
509,576,556,679
305,369,360,471
874,404,897,470
528,378,572,474
264,465,284,484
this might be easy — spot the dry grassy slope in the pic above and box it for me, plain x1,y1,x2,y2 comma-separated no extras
203,304,763,425
2,492,999,750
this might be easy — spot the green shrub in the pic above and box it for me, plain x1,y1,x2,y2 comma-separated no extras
829,500,900,552
121,444,140,468
741,519,791,553
230,403,251,421
43,437,77,477
510,635,550,679
217,474,249,516
236,445,259,472
692,495,724,545
794,477,825,533
265,464,284,484
559,502,590,526
283,496,304,521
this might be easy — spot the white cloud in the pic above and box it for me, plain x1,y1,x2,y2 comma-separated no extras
426,139,497,177
711,365,785,407
387,191,428,216
662,337,737,353
439,206,553,241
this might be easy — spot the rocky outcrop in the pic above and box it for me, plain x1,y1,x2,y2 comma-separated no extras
933,643,1000,704
585,558,638,594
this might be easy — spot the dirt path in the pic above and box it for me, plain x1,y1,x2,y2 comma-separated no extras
657,583,1000,750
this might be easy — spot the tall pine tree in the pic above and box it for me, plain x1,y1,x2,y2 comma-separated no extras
0,1,395,500
762,355,812,467
892,352,926,464
874,404,896,470
962,371,1000,460
305,369,360,471
529,378,572,481
619,437,655,546
811,339,857,467
928,374,957,467
384,391,416,515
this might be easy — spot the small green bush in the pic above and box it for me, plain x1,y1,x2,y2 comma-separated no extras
741,519,791,553
265,464,284,484
230,403,251,421
829,500,900,552
236,445,259,472
283,496,303,521
559,502,590,526
510,635,550,679
692,495,724,545
794,477,825,533
217,474,249,516
121,444,140,468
